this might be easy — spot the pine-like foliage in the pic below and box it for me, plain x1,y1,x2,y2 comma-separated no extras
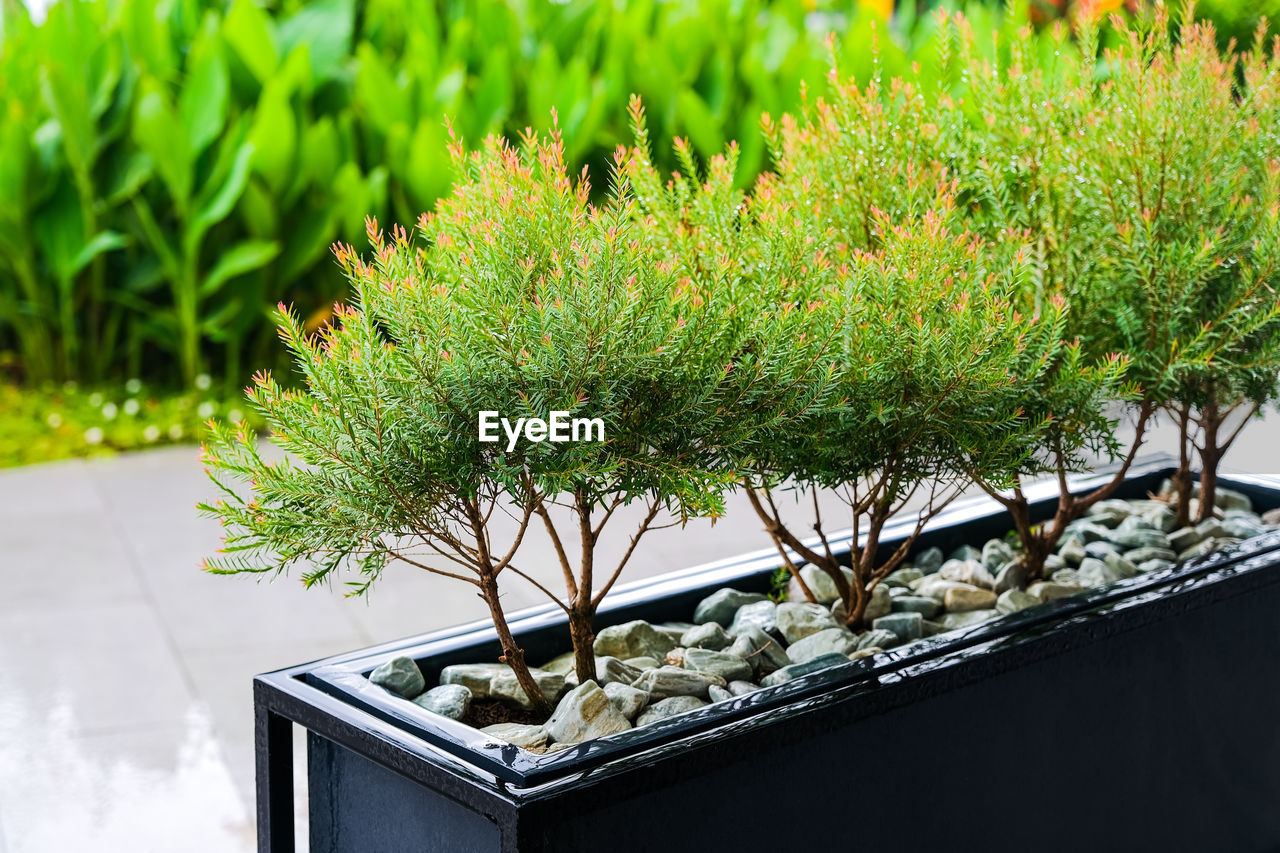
199,126,834,700
928,9,1149,576
754,205,1063,626
760,61,951,253
1067,7,1280,521
706,52,1084,608
635,58,1061,623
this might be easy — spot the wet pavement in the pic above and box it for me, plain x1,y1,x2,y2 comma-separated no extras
0,413,1274,851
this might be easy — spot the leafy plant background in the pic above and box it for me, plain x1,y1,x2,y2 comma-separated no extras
0,0,1270,465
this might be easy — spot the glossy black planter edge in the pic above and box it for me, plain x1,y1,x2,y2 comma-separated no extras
253,455,1280,851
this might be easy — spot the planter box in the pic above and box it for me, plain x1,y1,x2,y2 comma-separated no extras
254,457,1280,853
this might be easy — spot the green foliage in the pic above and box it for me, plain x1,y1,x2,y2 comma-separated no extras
185,0,1280,677
1,0,1081,393
742,206,1065,622
1070,7,1280,515
900,4,1280,562
0,0,384,390
1064,10,1280,406
768,566,792,602
1190,0,1280,50
200,128,832,685
0,379,259,468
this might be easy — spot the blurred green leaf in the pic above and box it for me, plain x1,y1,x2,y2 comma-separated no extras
202,239,280,295
39,63,95,180
70,230,128,277
223,0,278,83
193,141,255,236
132,84,192,211
179,42,229,157
247,81,297,195
277,0,355,83
403,119,452,210
676,87,722,156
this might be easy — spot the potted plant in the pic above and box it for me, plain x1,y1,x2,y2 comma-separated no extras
202,125,831,710
1066,11,1280,524
212,10,1280,853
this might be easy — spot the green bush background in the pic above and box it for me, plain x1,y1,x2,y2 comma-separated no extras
0,0,1271,467
0,0,1069,391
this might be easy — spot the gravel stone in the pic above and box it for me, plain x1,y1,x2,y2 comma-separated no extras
1076,557,1118,587
996,588,1039,615
1107,528,1171,550
411,684,471,720
480,723,549,749
593,620,677,661
759,653,850,687
438,663,510,697
786,627,859,664
724,626,790,676
631,666,726,700
728,600,779,637
603,681,648,721
981,540,1016,571
489,668,566,711
1103,552,1138,580
775,601,839,644
370,655,426,699
635,696,707,726
857,628,899,650
937,609,997,630
1057,536,1087,567
1028,581,1080,602
891,595,942,619
1124,547,1177,564
596,656,645,687
787,564,855,604
913,546,945,573
872,611,923,643
994,559,1029,594
884,567,924,588
680,622,732,651
914,576,982,602
1168,527,1205,552
683,648,754,682
545,681,631,744
693,588,768,627
940,559,997,590
943,587,997,613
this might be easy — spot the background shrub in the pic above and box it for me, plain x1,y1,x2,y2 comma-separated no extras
0,0,1078,391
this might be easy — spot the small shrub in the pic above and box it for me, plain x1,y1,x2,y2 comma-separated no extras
201,126,831,705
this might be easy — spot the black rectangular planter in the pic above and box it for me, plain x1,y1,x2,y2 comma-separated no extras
254,456,1280,853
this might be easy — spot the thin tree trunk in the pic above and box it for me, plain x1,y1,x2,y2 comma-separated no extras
568,600,598,684
478,571,549,714
1007,495,1052,582
844,574,870,630
1171,405,1194,529
1013,403,1156,575
1198,400,1222,523
844,506,888,630
572,489,601,684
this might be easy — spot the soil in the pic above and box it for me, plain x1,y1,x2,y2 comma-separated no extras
462,698,548,729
